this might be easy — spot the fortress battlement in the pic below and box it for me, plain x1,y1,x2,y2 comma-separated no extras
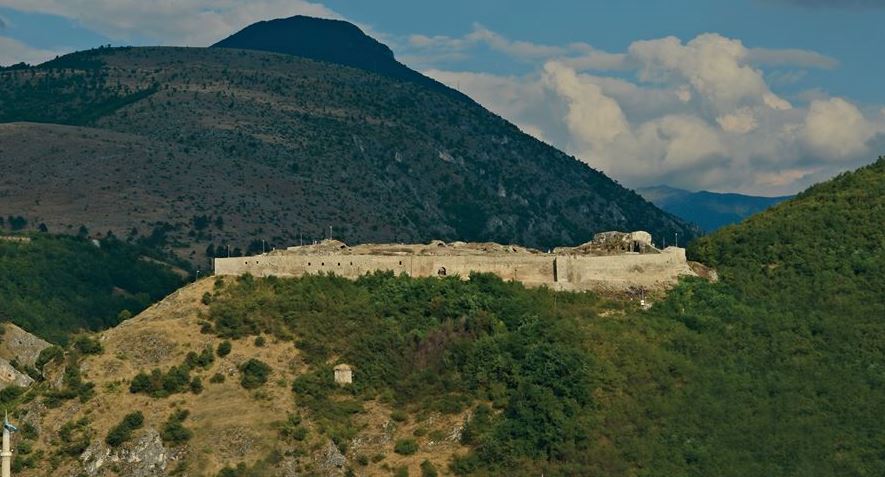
214,232,699,294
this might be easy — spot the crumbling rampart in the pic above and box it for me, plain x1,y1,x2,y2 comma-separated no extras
214,232,698,293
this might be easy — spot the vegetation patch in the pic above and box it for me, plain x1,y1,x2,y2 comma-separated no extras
160,409,193,445
105,411,144,447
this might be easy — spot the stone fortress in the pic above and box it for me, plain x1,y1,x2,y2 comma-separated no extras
214,231,702,294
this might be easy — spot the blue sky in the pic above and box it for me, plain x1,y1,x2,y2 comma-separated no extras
1,0,882,195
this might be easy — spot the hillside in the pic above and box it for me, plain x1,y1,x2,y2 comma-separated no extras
0,23,696,266
0,233,185,342
4,159,882,476
638,185,792,232
212,15,465,101
7,274,621,476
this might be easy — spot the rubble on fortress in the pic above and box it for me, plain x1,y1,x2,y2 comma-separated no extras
278,231,660,257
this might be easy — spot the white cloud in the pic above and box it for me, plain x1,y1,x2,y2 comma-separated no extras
747,47,838,69
0,0,341,46
0,36,60,65
542,61,630,149
425,31,883,195
717,108,759,134
628,34,792,113
802,97,876,159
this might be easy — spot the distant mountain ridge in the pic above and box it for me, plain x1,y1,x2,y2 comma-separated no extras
212,15,468,101
638,185,792,232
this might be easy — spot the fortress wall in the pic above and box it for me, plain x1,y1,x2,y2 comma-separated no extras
556,248,694,291
214,247,694,292
215,254,554,285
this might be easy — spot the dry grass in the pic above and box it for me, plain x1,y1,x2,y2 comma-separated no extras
19,279,470,476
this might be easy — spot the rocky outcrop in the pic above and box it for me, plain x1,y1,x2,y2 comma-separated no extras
313,440,346,476
0,322,52,369
0,358,33,388
81,429,171,477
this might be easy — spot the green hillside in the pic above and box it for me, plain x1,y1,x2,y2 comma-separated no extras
0,233,185,342
4,158,881,475
161,158,880,476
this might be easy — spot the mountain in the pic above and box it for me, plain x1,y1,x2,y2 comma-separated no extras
0,20,697,264
212,15,466,101
638,185,792,232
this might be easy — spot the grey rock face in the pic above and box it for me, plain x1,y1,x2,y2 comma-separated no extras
0,358,33,389
0,322,51,368
314,440,346,476
81,429,169,477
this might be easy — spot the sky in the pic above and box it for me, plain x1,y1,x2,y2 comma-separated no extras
1,0,883,195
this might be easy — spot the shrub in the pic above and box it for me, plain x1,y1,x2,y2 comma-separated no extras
190,377,203,394
394,438,418,456
209,373,225,383
161,409,193,445
420,460,438,477
105,411,144,447
35,346,64,370
185,347,214,369
217,340,232,357
73,336,103,355
239,359,271,389
254,336,266,347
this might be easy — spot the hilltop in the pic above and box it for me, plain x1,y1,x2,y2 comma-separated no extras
638,185,792,232
212,15,465,101
0,18,696,266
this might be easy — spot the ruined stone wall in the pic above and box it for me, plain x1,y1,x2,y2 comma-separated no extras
214,247,694,292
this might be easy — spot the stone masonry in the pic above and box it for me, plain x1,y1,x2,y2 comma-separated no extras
214,232,698,293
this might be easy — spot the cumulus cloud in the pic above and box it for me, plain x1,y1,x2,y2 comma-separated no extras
802,98,877,159
0,0,341,45
423,31,883,195
406,23,626,70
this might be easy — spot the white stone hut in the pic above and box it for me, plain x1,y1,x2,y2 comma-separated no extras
334,364,353,385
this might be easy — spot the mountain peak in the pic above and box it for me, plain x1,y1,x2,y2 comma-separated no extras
213,16,394,64
212,15,462,99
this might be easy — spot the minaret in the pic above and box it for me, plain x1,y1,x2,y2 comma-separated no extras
1,411,16,477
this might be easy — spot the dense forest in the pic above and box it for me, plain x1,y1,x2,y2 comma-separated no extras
195,158,884,475
0,234,185,343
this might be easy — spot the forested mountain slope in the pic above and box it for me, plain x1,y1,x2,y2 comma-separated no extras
0,234,184,342
639,185,792,232
0,23,695,265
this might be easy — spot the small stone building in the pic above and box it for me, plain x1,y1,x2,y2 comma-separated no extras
334,364,353,385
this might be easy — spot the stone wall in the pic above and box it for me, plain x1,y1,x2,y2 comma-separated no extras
214,247,695,293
